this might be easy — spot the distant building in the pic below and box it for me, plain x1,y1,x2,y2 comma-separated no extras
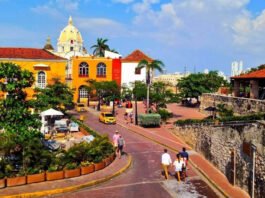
153,73,185,94
231,61,243,76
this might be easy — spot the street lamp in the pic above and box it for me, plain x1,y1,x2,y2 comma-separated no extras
134,95,138,125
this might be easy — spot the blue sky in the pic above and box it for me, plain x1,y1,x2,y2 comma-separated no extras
0,0,265,76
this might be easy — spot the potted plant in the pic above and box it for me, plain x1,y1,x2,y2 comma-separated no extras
94,156,105,171
64,162,80,178
6,169,27,187
26,168,45,184
46,165,64,181
80,161,95,175
104,156,112,166
0,171,5,189
110,153,115,163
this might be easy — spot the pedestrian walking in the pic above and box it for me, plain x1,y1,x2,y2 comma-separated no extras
179,147,189,177
117,135,125,159
161,149,172,180
173,154,185,182
112,130,120,156
129,112,133,123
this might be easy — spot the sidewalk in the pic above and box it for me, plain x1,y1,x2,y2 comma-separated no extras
0,155,131,198
115,104,250,198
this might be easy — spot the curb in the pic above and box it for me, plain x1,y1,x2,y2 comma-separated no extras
1,155,132,198
117,122,231,198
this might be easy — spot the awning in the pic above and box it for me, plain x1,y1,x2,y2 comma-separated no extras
33,63,49,67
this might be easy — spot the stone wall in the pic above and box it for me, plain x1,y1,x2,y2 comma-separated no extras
200,93,265,115
172,122,265,197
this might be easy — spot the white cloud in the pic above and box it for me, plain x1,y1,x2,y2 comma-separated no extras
75,17,130,38
112,0,134,4
31,0,80,17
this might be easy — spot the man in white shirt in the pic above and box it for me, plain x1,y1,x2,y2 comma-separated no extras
161,149,172,179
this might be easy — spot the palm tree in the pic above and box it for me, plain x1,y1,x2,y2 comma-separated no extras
136,59,164,113
90,38,110,57
110,49,119,54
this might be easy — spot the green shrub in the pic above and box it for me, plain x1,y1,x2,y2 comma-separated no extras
64,162,79,170
175,113,265,126
0,171,5,179
157,109,173,122
80,161,91,167
139,114,161,127
70,117,100,137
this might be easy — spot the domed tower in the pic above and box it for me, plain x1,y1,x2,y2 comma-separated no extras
43,36,54,52
57,16,83,55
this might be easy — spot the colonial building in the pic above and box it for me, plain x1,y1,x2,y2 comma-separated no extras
71,56,121,103
55,16,87,59
121,49,152,89
231,69,265,100
153,73,185,94
0,47,67,99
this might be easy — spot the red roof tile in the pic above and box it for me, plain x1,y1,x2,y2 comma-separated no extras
0,48,66,60
231,69,265,79
122,49,153,62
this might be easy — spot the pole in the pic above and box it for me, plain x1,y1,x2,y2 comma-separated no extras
252,145,256,198
112,96,115,115
135,97,138,125
146,84,150,114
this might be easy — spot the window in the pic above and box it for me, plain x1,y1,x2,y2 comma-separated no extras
79,86,88,98
37,71,46,88
97,63,106,77
135,68,141,75
79,62,89,77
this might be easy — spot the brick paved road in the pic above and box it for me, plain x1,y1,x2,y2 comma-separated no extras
54,110,219,198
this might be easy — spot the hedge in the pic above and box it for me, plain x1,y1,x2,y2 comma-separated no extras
138,113,161,127
175,113,265,126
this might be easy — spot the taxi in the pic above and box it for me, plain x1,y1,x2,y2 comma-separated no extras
75,103,86,112
99,112,116,124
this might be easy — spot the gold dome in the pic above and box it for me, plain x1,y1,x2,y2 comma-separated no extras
58,16,83,44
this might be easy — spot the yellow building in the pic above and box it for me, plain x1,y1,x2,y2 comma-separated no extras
0,47,67,99
71,56,122,103
153,73,185,94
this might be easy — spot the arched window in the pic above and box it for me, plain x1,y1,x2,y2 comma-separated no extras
97,62,106,77
79,62,89,77
79,86,88,99
37,71,46,88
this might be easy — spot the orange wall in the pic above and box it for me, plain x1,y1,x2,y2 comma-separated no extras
72,56,113,102
0,59,67,99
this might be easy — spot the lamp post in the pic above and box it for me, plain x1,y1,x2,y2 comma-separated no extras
112,95,115,115
134,96,138,125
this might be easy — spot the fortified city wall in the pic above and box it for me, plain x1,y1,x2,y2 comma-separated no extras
172,122,265,197
200,93,265,115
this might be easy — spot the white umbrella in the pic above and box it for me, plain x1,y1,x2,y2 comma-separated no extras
40,108,64,134
40,108,64,117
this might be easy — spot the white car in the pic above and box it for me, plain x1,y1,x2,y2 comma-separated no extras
69,122,79,132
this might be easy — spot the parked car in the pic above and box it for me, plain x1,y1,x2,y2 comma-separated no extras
99,112,116,124
54,119,69,133
75,103,86,112
42,139,61,151
69,122,79,132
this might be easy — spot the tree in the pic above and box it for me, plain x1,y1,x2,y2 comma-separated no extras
86,80,120,112
0,62,42,173
31,78,74,112
247,64,265,73
90,38,110,57
150,82,177,111
136,59,164,113
177,71,228,100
